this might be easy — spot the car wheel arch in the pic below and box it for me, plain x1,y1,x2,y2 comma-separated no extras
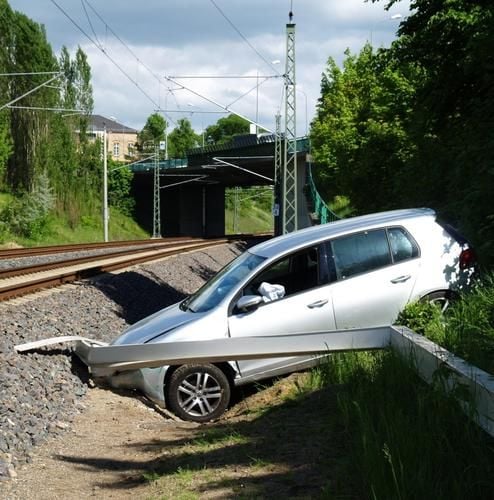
419,289,458,313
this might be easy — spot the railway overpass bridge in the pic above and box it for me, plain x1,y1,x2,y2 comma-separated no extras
129,135,325,237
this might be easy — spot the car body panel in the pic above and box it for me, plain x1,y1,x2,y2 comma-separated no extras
228,284,336,378
108,208,476,414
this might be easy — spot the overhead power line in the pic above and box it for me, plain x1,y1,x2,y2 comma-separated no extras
168,75,281,79
49,0,176,125
165,76,273,134
0,71,61,77
209,0,282,76
83,0,180,119
0,73,63,112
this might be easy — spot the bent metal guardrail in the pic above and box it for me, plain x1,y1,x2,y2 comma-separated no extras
15,326,494,438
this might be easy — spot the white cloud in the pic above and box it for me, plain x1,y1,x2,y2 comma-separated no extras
9,0,410,134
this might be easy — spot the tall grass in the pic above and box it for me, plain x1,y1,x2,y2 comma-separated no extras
301,275,494,498
312,351,494,499
0,206,148,247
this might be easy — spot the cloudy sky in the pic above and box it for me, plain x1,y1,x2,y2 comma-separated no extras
8,0,409,135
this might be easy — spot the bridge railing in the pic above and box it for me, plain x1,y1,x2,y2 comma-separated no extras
130,158,188,172
188,135,311,157
306,165,340,224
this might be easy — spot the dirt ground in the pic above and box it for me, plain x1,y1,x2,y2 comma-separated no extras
1,373,353,499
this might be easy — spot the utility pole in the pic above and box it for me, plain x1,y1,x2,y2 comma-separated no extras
233,186,240,233
102,127,109,242
282,10,297,234
152,142,161,238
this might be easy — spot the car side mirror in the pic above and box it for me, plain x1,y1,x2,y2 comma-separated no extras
236,295,263,312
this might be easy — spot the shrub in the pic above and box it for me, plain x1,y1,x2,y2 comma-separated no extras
0,174,55,239
395,299,446,344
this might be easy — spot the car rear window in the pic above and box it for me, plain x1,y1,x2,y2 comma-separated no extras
387,227,419,262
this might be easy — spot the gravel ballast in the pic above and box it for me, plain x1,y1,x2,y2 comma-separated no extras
0,243,245,478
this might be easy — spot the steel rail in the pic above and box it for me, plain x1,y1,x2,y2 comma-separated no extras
0,238,204,279
0,237,195,259
0,239,229,301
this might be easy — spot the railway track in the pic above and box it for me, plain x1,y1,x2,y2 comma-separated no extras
0,236,254,302
0,237,194,259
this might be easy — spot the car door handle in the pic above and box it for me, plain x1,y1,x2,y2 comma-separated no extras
307,299,328,308
390,275,411,284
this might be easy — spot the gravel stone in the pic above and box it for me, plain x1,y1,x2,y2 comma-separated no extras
0,242,248,471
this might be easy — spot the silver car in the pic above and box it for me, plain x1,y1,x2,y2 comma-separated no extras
109,208,476,422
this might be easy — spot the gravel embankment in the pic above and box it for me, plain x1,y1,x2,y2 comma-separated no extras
0,243,246,479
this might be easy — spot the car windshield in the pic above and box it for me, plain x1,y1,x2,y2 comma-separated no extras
181,251,266,313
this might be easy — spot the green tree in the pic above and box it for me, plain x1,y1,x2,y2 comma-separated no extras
108,162,134,216
312,0,494,263
167,118,199,158
311,45,417,213
138,112,167,154
7,10,58,191
0,0,14,185
44,45,96,224
204,114,250,145
385,0,494,260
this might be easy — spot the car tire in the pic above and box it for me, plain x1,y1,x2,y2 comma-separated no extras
421,290,454,314
166,364,231,422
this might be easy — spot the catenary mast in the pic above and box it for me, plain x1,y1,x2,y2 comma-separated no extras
282,7,297,233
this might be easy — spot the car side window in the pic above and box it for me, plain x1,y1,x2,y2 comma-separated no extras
243,245,322,300
331,229,391,280
388,227,419,263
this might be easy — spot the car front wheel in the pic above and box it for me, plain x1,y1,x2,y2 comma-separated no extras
166,364,231,422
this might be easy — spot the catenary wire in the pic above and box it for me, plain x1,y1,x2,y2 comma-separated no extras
209,0,282,76
49,0,175,124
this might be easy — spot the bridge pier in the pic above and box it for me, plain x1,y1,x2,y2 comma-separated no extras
131,174,225,237
169,184,225,238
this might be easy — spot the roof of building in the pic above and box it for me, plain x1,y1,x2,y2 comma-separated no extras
89,115,138,134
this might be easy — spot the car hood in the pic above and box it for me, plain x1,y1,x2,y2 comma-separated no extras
111,302,201,346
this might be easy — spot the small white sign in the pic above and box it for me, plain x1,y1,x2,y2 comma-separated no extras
159,141,166,150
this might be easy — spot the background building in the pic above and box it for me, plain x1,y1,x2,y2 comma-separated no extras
88,115,138,163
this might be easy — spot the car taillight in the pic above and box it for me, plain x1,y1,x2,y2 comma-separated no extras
459,247,476,269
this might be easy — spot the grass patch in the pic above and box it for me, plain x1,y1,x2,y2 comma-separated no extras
225,203,273,234
188,428,248,450
0,207,149,247
398,273,494,375
318,351,494,499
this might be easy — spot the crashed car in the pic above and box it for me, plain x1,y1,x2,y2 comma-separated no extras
109,208,476,422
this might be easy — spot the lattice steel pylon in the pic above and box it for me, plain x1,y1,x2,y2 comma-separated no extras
282,20,297,234
273,111,282,235
152,143,161,238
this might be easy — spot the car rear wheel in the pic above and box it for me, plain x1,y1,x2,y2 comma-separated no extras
422,291,453,314
166,364,231,422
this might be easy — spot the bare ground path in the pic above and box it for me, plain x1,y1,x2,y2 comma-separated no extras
1,374,353,499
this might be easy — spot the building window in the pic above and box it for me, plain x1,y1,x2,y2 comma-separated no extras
127,142,134,156
113,142,120,158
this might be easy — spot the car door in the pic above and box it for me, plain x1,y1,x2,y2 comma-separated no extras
227,244,336,379
329,227,421,328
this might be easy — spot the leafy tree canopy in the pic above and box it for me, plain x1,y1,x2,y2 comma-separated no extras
167,118,199,158
312,0,494,263
204,114,250,145
138,112,167,149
